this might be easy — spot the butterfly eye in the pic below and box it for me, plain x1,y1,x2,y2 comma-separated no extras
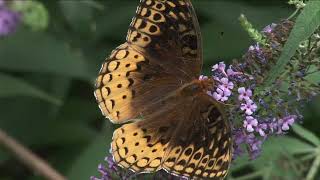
181,82,202,96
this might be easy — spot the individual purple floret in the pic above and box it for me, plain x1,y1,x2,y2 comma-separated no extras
243,116,258,132
240,99,257,115
262,23,277,33
255,123,268,137
238,87,253,101
279,115,296,131
245,134,263,159
248,43,266,62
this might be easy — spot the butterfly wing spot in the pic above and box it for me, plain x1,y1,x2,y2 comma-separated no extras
169,11,178,20
137,158,149,167
115,49,129,59
174,165,184,171
103,74,113,83
140,8,150,17
164,157,176,168
133,18,161,35
153,2,166,11
184,147,192,156
217,171,223,177
222,170,227,175
207,159,215,169
107,61,120,71
185,167,193,173
119,147,128,158
128,30,152,47
127,155,137,163
210,172,217,178
178,1,186,6
213,159,223,171
149,158,161,167
178,24,187,32
209,140,215,149
153,13,163,21
111,123,170,173
195,169,201,175
193,151,202,160
223,140,228,148
145,0,153,6
179,12,187,20
166,1,176,8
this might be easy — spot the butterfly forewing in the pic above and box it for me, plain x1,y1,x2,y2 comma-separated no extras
127,0,203,79
95,0,203,123
95,43,178,122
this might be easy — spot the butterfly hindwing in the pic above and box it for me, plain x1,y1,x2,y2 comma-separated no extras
162,94,232,179
111,93,232,179
111,121,171,173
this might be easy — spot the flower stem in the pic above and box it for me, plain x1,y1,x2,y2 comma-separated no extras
0,128,66,180
287,8,300,20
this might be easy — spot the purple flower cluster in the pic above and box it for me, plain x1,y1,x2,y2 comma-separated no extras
92,155,185,180
248,43,266,63
0,0,21,37
206,58,299,159
262,23,277,34
209,62,238,102
91,156,131,180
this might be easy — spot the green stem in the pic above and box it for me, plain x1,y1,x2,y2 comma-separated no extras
287,8,300,20
301,152,316,162
306,149,320,180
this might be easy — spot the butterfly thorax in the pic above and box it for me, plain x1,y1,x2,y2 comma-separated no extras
178,78,214,97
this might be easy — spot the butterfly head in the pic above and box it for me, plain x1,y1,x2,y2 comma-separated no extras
179,78,214,97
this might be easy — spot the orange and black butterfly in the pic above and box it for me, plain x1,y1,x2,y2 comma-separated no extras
94,0,233,179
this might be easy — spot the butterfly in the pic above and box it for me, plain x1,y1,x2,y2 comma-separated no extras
94,0,232,179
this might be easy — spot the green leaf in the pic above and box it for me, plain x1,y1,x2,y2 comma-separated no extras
292,124,320,146
305,65,320,84
67,123,114,180
0,29,93,81
59,1,94,34
263,0,320,86
230,136,314,178
193,0,292,74
250,136,315,169
0,72,61,105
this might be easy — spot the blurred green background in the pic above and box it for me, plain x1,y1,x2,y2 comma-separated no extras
0,0,319,180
